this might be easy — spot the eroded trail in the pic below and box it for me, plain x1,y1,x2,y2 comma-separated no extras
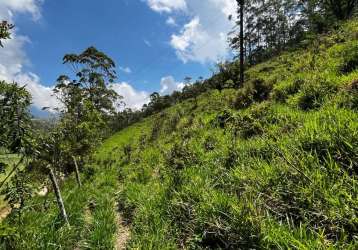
114,207,130,250
0,206,11,221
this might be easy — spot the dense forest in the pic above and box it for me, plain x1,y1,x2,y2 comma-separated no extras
0,0,357,249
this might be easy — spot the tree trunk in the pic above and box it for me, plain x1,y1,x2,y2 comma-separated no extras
72,156,82,187
0,155,25,190
48,167,69,225
238,0,245,86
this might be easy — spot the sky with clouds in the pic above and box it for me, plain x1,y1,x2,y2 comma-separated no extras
0,0,237,113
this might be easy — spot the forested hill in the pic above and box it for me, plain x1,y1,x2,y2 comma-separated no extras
1,19,358,249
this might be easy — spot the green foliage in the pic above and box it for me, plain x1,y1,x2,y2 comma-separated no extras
2,17,358,250
0,21,14,47
166,143,198,171
104,20,358,249
271,78,303,102
0,81,32,154
293,76,338,110
339,41,358,74
1,170,32,215
233,78,272,109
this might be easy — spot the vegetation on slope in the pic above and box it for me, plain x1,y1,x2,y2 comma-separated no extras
105,20,358,249
1,19,357,249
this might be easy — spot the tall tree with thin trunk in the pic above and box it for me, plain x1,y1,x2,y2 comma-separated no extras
52,47,121,187
238,0,244,86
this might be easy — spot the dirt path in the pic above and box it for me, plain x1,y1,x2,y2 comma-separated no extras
0,206,11,221
114,203,130,250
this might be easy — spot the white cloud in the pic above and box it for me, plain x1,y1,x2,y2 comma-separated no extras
110,82,150,110
147,0,187,13
119,66,132,74
15,73,58,110
159,75,184,95
146,0,237,63
166,16,177,26
0,0,59,111
0,0,42,21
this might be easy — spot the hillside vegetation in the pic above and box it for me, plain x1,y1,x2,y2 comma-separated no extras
1,20,358,249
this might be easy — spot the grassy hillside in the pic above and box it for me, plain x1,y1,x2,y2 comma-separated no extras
1,20,357,249
107,20,358,249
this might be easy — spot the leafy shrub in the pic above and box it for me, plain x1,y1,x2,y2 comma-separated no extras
150,115,164,141
335,79,358,110
165,111,182,133
293,77,337,110
123,144,132,162
138,134,147,150
271,78,303,102
166,143,198,171
203,135,217,152
251,78,273,101
233,86,254,109
235,114,264,139
339,42,358,74
212,110,234,129
224,146,239,168
234,78,272,109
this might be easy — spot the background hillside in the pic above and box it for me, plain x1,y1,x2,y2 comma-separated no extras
1,19,358,249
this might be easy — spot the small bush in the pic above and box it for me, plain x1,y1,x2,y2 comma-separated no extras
212,110,234,129
150,116,164,141
165,111,182,133
339,42,358,74
272,78,303,102
123,144,132,162
203,135,217,152
234,78,272,109
166,143,198,171
293,77,337,110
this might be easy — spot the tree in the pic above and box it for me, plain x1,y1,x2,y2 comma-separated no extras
0,21,14,47
33,130,70,225
237,0,245,86
323,0,357,20
0,81,32,190
53,47,121,186
230,0,306,65
60,46,119,115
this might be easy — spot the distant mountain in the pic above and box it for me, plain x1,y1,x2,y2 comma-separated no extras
30,105,51,118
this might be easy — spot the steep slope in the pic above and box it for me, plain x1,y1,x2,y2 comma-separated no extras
1,20,357,249
100,20,358,249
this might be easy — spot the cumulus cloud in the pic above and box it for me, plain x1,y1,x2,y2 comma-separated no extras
147,0,187,13
0,1,152,113
146,0,237,63
0,0,42,20
159,75,184,95
110,82,150,110
0,0,60,111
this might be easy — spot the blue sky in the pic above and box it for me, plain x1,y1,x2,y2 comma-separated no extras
0,0,237,111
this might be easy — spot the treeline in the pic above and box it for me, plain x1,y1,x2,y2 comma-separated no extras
109,63,240,131
230,0,358,64
110,0,357,132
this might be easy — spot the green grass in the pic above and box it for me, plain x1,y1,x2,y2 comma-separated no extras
0,145,121,249
1,19,358,249
107,19,358,249
0,154,21,209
